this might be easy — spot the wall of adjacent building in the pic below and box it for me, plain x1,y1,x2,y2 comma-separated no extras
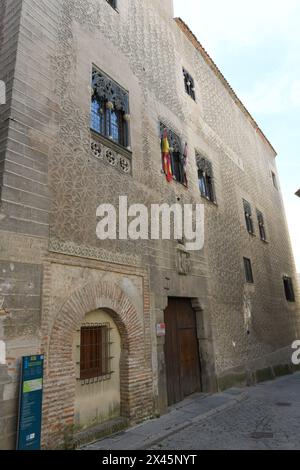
0,0,299,449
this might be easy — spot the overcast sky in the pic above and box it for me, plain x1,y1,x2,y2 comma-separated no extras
174,0,300,272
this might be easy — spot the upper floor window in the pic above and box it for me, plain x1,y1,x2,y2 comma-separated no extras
91,67,130,149
160,123,188,186
257,210,267,242
271,171,278,189
107,0,117,9
283,276,295,302
196,155,216,203
244,257,254,284
183,68,196,101
243,199,255,235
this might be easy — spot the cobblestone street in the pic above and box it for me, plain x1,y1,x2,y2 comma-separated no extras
85,373,300,450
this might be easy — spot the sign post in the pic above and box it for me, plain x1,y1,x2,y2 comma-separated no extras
17,355,44,450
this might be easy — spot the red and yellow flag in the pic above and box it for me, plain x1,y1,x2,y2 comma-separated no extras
162,129,173,182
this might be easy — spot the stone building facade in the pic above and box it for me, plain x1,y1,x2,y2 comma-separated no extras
0,0,299,449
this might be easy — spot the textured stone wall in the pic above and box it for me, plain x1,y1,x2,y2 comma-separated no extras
0,0,299,449
43,0,299,372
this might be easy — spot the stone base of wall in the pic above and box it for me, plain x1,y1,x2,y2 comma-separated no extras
217,346,299,391
71,417,128,449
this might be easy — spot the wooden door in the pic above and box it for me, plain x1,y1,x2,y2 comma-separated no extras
164,298,201,406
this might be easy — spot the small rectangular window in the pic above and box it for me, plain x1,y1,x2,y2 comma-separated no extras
80,324,110,380
196,155,216,203
283,276,295,302
257,210,267,241
271,171,278,189
244,257,254,283
243,200,254,235
183,68,196,101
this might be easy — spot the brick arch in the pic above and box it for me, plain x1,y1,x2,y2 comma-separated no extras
41,280,153,449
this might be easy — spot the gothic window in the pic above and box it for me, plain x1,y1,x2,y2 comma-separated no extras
283,276,295,302
80,324,111,381
160,123,188,186
243,199,254,235
91,67,130,149
183,68,196,101
196,155,216,203
244,258,254,284
257,210,267,241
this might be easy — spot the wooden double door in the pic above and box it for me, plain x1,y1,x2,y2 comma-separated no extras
164,298,201,406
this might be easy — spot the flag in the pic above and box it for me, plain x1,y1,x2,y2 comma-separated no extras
161,129,173,182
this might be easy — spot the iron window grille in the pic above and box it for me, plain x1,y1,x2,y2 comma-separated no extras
160,123,187,186
283,276,295,302
243,199,255,235
244,257,254,284
257,210,267,241
91,67,130,149
196,155,216,203
183,68,196,101
79,323,113,383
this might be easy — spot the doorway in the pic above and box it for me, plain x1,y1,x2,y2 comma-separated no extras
164,298,201,406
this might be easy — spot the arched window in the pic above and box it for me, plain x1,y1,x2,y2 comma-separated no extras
160,123,188,186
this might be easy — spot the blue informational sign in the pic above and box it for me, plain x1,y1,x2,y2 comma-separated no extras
17,355,44,450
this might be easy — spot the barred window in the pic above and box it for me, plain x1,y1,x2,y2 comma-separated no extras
244,258,254,284
80,324,111,380
243,200,254,235
183,68,196,101
257,210,267,241
197,155,216,203
91,67,130,149
160,123,188,186
283,276,295,302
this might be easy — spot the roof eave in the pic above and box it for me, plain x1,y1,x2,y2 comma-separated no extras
174,17,277,157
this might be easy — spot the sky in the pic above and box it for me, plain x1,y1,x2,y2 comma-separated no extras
173,0,300,272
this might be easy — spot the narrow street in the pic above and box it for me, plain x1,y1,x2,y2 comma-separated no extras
84,373,300,450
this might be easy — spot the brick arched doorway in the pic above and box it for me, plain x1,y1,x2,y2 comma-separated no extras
41,280,153,449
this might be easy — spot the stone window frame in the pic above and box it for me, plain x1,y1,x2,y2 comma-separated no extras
243,257,254,284
160,121,188,187
283,276,295,303
196,153,217,204
243,199,255,236
91,66,131,151
90,65,132,175
256,209,267,242
183,68,196,101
